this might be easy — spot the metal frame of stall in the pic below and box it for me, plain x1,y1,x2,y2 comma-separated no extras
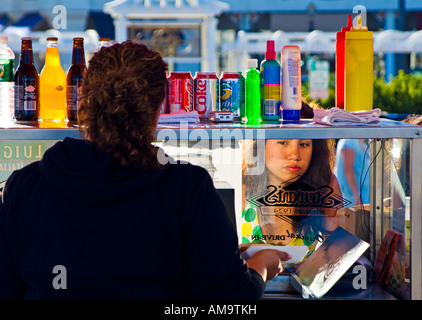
0,119,420,299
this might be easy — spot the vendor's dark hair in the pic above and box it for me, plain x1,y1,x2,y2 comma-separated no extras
78,40,168,169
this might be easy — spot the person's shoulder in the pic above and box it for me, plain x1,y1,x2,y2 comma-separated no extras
2,161,40,204
9,161,40,182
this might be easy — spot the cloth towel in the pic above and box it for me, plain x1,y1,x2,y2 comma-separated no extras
313,108,381,126
158,110,200,124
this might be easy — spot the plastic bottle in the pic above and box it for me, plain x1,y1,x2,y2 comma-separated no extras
66,37,87,122
245,59,261,123
260,40,281,121
335,15,353,109
0,36,15,125
39,37,67,127
14,37,39,121
281,45,302,121
344,15,373,112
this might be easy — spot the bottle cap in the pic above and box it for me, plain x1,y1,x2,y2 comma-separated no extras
346,14,372,39
282,109,301,121
336,15,353,41
352,14,368,31
247,59,258,69
265,40,276,60
342,15,353,32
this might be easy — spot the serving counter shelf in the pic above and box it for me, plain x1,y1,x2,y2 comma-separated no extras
0,118,420,139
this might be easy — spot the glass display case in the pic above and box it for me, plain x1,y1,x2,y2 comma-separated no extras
0,118,421,300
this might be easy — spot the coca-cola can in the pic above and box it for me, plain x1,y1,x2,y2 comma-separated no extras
194,72,219,119
167,72,193,113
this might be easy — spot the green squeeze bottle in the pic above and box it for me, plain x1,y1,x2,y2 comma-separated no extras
245,59,261,124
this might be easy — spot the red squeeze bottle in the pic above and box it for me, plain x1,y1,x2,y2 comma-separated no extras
335,15,353,109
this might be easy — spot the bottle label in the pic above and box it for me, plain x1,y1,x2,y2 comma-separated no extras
262,65,281,116
0,59,14,82
67,84,81,112
14,81,37,111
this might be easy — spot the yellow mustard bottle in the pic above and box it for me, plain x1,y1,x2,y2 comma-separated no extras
344,15,373,112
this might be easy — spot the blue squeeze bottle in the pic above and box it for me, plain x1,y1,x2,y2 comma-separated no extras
260,40,281,121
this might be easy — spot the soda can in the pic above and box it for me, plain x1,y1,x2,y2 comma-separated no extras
194,72,219,119
219,72,245,118
167,72,193,113
160,93,167,114
160,72,168,114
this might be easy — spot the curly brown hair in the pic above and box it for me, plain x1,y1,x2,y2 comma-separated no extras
78,40,168,169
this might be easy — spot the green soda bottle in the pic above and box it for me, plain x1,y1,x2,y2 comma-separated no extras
245,59,261,123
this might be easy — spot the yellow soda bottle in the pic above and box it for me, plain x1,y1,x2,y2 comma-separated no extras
39,37,67,127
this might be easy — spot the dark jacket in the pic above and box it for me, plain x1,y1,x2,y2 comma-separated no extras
0,137,264,299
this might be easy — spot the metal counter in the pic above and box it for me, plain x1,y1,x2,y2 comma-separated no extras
0,119,420,300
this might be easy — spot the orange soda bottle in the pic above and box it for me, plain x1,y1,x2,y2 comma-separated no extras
39,37,67,127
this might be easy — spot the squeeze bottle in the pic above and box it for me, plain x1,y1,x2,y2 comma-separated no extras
335,15,352,109
245,59,261,123
344,15,373,112
260,40,281,121
281,45,302,121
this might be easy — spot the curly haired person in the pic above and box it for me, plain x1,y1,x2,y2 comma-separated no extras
0,41,289,300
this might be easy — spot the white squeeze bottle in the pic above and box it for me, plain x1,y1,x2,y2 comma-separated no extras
0,36,15,125
281,45,302,121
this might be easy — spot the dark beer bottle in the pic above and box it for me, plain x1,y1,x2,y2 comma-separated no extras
14,37,39,121
66,37,87,122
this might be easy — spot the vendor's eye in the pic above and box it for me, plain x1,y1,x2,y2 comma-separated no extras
299,140,312,147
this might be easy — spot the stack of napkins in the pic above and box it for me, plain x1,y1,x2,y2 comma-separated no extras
158,110,200,124
313,108,381,126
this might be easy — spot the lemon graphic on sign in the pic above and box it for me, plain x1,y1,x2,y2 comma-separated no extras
220,83,232,99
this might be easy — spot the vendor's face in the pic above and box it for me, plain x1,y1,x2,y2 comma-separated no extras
265,139,313,185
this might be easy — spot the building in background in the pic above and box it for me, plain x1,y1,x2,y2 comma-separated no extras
0,0,422,77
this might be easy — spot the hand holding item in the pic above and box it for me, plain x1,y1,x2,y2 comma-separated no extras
244,249,292,281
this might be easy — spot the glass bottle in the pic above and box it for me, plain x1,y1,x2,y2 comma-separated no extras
39,37,67,127
66,37,87,122
14,37,39,121
98,37,110,50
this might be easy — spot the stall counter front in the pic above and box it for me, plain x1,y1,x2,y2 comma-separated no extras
0,119,420,300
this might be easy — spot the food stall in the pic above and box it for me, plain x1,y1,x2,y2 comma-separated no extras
1,118,420,300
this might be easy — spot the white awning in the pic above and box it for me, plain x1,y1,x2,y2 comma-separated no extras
104,0,229,19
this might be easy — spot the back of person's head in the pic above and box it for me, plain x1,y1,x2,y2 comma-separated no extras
78,40,168,169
